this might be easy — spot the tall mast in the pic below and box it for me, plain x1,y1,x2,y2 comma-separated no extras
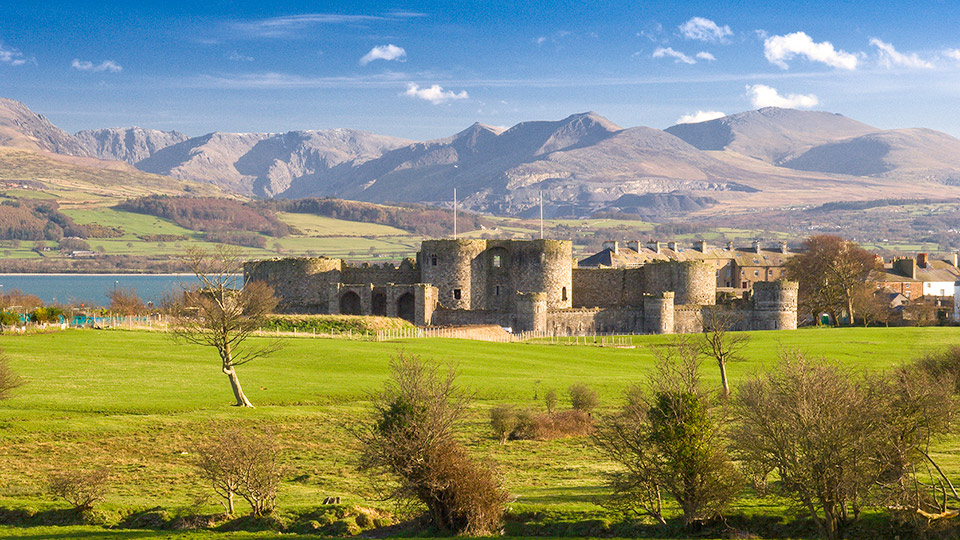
453,188,457,239
539,191,544,240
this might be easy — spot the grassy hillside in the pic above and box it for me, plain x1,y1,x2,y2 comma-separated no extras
1,326,959,529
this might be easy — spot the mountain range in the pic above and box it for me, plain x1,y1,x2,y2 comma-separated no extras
5,97,960,217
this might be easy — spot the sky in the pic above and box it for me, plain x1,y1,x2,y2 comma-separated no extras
2,0,960,141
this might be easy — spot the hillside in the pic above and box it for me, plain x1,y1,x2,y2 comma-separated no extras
665,107,878,163
0,97,90,156
75,127,189,163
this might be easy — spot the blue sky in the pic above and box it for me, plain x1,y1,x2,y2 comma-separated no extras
2,0,960,140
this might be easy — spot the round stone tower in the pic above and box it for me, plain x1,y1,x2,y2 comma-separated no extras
243,257,342,313
512,239,573,309
419,239,487,310
751,280,799,330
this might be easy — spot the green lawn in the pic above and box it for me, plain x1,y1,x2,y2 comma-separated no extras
1,326,959,538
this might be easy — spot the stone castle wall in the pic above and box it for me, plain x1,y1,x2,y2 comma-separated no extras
571,268,644,308
642,260,716,305
244,257,342,313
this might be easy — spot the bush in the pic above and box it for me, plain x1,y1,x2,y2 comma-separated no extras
568,383,600,413
48,468,110,511
489,405,518,444
195,424,282,517
544,388,558,413
356,353,510,535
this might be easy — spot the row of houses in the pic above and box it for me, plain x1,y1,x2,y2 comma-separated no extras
579,239,960,301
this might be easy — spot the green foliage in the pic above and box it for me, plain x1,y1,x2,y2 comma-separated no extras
568,383,599,413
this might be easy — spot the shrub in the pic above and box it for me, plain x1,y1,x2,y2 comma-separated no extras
489,405,518,444
568,383,600,413
356,353,510,535
508,409,594,441
48,468,111,511
544,388,558,413
195,424,282,517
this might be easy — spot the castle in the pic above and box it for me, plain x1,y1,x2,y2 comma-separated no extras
244,239,798,335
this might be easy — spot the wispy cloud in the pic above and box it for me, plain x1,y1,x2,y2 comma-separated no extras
402,83,468,104
0,42,27,66
944,48,960,62
764,32,858,70
360,44,406,65
231,13,407,38
71,59,123,73
653,47,695,64
534,36,547,46
747,84,818,108
870,38,933,69
192,71,409,89
676,110,726,124
696,51,716,61
678,17,732,42
228,51,254,62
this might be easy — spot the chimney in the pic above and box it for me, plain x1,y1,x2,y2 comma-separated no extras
626,240,641,252
952,252,959,268
778,241,788,254
602,241,619,255
917,253,928,268
752,240,761,253
726,241,734,251
646,240,661,254
695,240,707,252
894,257,917,279
667,241,678,251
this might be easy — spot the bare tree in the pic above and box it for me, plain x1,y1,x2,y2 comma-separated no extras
195,424,282,516
785,235,877,325
48,468,111,511
355,353,510,535
107,287,145,316
169,245,278,407
699,307,749,398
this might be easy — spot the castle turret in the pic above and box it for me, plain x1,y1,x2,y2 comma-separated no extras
644,292,675,334
419,239,487,310
751,280,799,330
515,292,547,332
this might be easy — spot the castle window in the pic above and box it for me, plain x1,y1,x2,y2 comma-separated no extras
431,254,437,266
493,254,502,268
495,285,500,296
453,289,462,300
754,270,759,277
562,287,568,301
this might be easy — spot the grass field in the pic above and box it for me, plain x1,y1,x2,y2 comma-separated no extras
1,326,960,539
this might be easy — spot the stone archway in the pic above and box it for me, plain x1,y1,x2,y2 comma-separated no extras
396,292,416,323
372,292,387,316
340,291,362,315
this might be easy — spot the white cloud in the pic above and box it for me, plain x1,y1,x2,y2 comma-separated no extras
71,59,123,72
402,83,468,104
869,38,933,69
0,43,27,66
676,110,726,124
653,47,695,64
228,50,254,62
678,17,732,42
944,48,960,62
747,84,818,109
763,32,858,70
534,36,547,46
360,44,406,65
696,51,716,61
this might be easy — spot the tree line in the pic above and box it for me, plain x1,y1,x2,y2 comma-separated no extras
116,196,290,237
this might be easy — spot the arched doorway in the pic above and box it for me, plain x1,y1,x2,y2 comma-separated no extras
340,291,362,315
372,292,387,316
396,292,416,323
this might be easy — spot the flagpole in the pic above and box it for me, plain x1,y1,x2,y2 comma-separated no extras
453,188,457,239
539,191,543,240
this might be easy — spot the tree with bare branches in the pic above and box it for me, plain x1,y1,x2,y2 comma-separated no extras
168,245,278,407
785,235,877,325
0,352,23,401
699,307,749,398
107,287,146,316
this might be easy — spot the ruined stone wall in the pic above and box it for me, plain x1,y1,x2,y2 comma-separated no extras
244,257,342,313
431,308,512,328
546,308,641,335
341,260,419,286
642,260,715,306
674,305,704,334
572,268,644,308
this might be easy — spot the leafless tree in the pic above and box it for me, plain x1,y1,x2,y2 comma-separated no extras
168,245,278,407
194,424,282,517
48,468,111,511
785,235,877,325
355,352,510,535
699,307,749,397
107,287,145,316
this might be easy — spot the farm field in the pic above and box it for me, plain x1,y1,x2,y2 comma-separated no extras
1,326,960,539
